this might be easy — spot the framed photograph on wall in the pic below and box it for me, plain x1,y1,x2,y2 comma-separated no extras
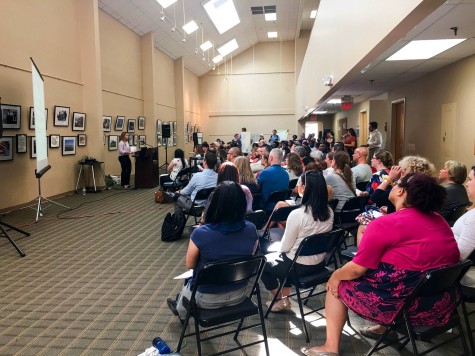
115,116,125,131
49,134,60,148
72,112,86,131
128,134,134,145
54,106,70,127
29,107,48,130
167,137,173,147
186,122,191,134
0,137,14,161
138,116,145,130
127,119,136,133
30,136,37,158
16,134,27,153
133,134,138,146
185,135,189,144
139,135,146,148
156,119,162,134
156,135,162,146
108,135,118,151
172,121,177,134
103,115,112,132
62,136,76,155
1,104,21,129
78,134,87,146
173,135,177,146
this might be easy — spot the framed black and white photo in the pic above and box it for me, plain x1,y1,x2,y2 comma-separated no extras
49,134,60,148
185,134,189,144
156,119,162,134
138,116,145,130
103,115,112,132
167,137,173,147
128,134,134,145
54,106,70,127
139,135,146,148
173,135,177,146
16,134,27,153
133,134,138,146
127,119,136,133
72,112,86,131
115,116,125,131
62,136,76,156
108,135,118,151
172,121,177,134
30,136,37,158
78,134,87,146
186,122,191,134
1,104,21,129
156,135,162,146
29,107,48,130
0,137,14,161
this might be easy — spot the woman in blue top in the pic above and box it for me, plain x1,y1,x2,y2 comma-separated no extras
167,181,258,320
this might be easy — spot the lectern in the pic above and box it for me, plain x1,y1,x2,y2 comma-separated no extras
134,148,158,188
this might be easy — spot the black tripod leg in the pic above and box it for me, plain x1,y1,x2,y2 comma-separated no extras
0,223,27,257
0,221,30,237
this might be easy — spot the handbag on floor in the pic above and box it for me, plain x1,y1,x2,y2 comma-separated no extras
154,190,174,204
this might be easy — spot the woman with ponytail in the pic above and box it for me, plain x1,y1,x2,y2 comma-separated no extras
324,150,356,211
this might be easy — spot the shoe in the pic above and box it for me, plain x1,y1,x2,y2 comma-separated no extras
267,299,292,313
167,298,179,316
360,326,398,341
301,347,339,356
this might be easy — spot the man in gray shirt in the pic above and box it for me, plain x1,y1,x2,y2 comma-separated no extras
365,121,383,164
351,147,372,186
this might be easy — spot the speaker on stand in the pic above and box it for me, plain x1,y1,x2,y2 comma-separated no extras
159,123,171,171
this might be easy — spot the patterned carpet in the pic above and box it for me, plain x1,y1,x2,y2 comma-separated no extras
0,187,471,355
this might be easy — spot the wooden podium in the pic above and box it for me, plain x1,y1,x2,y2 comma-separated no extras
134,148,158,188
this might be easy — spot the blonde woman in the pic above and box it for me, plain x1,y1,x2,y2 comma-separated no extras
234,156,258,194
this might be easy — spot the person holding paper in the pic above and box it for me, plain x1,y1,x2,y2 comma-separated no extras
118,132,131,189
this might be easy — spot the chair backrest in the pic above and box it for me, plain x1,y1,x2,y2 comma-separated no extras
251,192,262,211
356,181,369,191
328,198,339,212
338,195,368,224
445,204,468,227
176,167,191,178
244,210,267,230
266,189,292,204
289,178,299,190
194,187,215,202
269,204,300,223
295,229,344,258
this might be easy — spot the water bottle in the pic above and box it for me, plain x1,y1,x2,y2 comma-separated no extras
152,337,171,354
82,187,86,196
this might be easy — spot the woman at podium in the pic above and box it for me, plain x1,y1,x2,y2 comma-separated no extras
118,132,132,189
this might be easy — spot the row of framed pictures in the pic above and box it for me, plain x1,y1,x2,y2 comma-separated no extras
104,115,145,133
0,134,86,161
156,135,177,147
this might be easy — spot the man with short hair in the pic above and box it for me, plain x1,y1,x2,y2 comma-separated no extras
365,121,382,164
176,151,218,210
251,145,270,174
257,148,289,211
227,147,242,163
351,147,372,185
269,129,280,146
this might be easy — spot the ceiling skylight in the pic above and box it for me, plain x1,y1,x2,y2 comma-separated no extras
217,39,238,57
182,20,199,35
212,55,223,63
268,32,278,39
156,0,177,9
203,0,240,34
310,10,317,18
265,13,276,21
386,39,466,61
200,40,213,52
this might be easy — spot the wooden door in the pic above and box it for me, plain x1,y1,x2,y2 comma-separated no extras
392,99,405,162
359,111,367,145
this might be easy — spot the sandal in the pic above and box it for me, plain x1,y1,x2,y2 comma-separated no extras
360,326,398,341
301,347,339,356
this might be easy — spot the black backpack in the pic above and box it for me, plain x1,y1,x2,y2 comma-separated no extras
161,206,186,242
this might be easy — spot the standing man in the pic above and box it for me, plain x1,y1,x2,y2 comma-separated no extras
365,121,382,164
231,133,242,148
351,147,372,185
269,129,280,146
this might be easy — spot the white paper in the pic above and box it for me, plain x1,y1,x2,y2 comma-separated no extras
173,270,193,280
267,241,282,252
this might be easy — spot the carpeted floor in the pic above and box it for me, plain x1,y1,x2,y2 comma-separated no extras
0,187,472,355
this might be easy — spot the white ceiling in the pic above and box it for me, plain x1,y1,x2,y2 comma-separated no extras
98,0,475,115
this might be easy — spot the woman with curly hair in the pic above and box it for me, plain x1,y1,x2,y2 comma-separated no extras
285,152,303,180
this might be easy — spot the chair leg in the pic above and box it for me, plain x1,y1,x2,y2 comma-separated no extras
255,287,271,356
457,318,470,356
364,327,396,356
265,283,284,318
295,286,310,343
194,316,203,356
303,286,317,306
403,316,420,356
233,318,245,341
176,313,192,352
461,300,475,355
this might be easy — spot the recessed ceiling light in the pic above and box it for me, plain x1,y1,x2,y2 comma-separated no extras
265,13,276,21
386,39,466,61
310,10,317,18
328,99,341,104
217,39,238,57
182,20,199,35
267,32,278,39
200,40,213,52
313,110,327,114
212,55,223,63
203,0,240,34
156,0,177,9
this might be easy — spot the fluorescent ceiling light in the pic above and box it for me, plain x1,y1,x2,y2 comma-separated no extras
203,0,240,34
200,40,213,52
217,39,238,57
314,111,327,114
156,0,177,9
386,39,466,61
310,10,317,18
267,32,278,39
328,99,341,104
265,13,276,21
182,20,199,34
212,55,223,63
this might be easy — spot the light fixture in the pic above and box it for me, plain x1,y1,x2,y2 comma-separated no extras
182,20,199,34
156,0,177,9
203,0,240,34
171,27,176,32
386,39,466,61
310,10,317,18
182,37,186,42
267,32,278,39
212,55,223,63
160,14,165,21
328,99,341,104
200,40,213,52
265,13,276,21
217,39,238,57
313,110,327,114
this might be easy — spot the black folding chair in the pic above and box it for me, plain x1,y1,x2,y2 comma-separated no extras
265,229,344,343
289,178,299,190
356,181,369,191
251,192,262,212
258,205,300,251
176,255,270,356
444,203,468,227
244,210,267,230
365,260,472,356
162,167,191,192
262,189,292,215
328,198,339,212
183,187,215,225
334,195,369,248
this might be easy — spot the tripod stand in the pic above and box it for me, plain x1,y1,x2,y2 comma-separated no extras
0,220,28,257
158,141,169,173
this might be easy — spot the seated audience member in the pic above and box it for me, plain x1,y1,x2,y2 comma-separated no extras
310,143,324,161
351,147,372,185
176,151,218,210
343,128,357,156
280,141,290,156
226,146,242,163
438,160,469,218
261,172,334,312
285,152,303,180
217,148,227,166
324,151,356,212
251,146,270,175
325,131,335,150
453,165,475,287
196,142,209,171
255,153,270,179
230,133,242,147
333,142,345,152
302,156,314,167
323,152,334,176
364,149,393,196
257,148,289,211
167,181,258,320
293,145,307,164
248,148,259,163
159,148,188,188
302,173,460,356
217,162,253,213
235,156,258,194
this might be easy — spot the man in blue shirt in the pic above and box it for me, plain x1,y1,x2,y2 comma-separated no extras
257,148,289,211
268,129,280,146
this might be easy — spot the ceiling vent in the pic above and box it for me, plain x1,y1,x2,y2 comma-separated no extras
251,6,264,15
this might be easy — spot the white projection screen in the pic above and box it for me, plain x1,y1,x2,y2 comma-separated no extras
31,58,48,173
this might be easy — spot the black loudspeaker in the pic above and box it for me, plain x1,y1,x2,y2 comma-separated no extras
193,132,198,146
162,124,171,138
